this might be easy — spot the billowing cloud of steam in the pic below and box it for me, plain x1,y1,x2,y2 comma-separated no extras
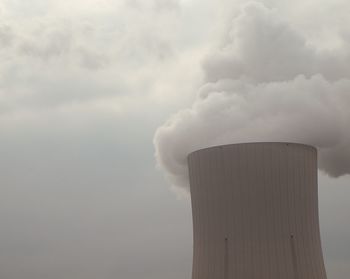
154,1,350,192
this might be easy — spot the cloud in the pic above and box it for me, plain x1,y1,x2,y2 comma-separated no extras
153,0,180,12
154,1,350,192
0,0,189,115
203,2,350,83
0,24,13,48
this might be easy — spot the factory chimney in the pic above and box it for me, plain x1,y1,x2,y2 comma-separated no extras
187,142,327,279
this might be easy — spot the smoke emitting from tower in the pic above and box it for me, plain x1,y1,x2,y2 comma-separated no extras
153,1,350,193
188,142,327,279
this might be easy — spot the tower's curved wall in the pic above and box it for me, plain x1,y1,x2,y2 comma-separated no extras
187,142,327,279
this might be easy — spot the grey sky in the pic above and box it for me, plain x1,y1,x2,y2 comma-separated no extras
0,0,349,279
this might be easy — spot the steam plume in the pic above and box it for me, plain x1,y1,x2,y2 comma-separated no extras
154,2,350,192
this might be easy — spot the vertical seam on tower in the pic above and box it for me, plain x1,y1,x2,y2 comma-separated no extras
290,234,299,279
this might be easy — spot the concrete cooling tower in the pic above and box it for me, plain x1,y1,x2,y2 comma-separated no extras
187,142,327,279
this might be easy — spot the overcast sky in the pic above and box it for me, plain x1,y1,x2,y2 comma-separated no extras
0,0,349,278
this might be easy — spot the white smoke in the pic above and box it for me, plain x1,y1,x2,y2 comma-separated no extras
154,1,350,192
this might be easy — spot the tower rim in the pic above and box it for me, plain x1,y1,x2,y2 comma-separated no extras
187,142,317,159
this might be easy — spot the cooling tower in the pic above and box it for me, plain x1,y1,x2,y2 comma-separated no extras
187,142,327,279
